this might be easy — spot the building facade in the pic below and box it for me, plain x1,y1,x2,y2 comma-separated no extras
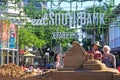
0,0,24,66
109,4,120,67
0,0,47,66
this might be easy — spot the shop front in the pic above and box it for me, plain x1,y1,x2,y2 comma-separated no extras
111,47,120,67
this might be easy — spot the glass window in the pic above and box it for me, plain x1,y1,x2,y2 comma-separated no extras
22,0,30,2
0,2,6,5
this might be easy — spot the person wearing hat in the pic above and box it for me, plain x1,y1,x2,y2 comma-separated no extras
87,41,102,60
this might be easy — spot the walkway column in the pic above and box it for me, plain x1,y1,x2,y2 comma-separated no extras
0,49,3,66
16,50,19,65
12,50,15,64
7,50,9,64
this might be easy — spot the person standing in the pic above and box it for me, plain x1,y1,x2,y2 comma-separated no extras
102,45,116,68
53,54,64,69
87,41,102,60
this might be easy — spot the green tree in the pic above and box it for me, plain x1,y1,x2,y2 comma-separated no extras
27,24,75,50
18,27,46,49
23,0,76,51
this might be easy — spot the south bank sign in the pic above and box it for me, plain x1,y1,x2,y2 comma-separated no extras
31,11,105,39
31,11,105,28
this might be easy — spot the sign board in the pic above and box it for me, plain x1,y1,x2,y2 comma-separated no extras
52,32,79,39
0,20,17,49
31,12,105,27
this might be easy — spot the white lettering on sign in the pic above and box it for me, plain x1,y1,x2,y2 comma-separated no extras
52,32,79,39
31,12,105,27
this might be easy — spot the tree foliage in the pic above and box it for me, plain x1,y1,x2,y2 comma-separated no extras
18,27,46,49
21,0,76,51
81,0,115,49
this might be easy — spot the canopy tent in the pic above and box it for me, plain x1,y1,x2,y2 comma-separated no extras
24,52,36,57
24,52,36,65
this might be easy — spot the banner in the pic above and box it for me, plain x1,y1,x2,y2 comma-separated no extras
0,20,17,49
2,20,9,48
0,21,2,48
9,24,17,48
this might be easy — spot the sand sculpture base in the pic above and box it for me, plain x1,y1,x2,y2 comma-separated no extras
55,41,120,80
40,70,120,80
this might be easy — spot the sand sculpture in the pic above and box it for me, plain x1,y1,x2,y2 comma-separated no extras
42,41,120,80
24,41,120,80
63,41,87,69
0,41,120,80
64,41,120,72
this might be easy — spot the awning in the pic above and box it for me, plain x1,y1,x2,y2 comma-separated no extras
111,47,120,52
24,52,36,57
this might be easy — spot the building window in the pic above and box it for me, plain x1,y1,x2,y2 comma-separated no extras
0,2,6,5
119,37,120,47
116,38,118,47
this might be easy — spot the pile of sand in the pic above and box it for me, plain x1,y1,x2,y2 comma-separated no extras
0,73,40,80
0,63,37,79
